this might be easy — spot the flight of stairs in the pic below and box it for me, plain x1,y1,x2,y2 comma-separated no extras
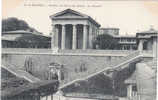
60,51,144,89
145,58,157,72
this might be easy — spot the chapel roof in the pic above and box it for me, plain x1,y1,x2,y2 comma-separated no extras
50,9,101,27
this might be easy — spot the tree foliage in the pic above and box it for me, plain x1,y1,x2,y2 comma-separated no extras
2,17,30,32
15,34,51,48
2,17,51,48
94,34,119,49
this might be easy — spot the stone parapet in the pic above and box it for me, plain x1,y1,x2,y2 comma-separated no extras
2,48,137,57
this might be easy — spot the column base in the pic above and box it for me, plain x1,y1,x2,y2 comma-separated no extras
52,47,59,54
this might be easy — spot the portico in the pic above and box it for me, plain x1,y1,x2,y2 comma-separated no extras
136,28,158,56
50,9,100,50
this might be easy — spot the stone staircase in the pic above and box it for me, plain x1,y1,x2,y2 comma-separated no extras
60,51,144,89
1,65,40,83
145,58,157,71
128,58,157,100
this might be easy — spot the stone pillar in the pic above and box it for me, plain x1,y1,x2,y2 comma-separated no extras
122,46,124,50
138,39,143,51
61,24,66,50
130,45,133,50
83,25,88,50
153,37,157,57
127,85,132,99
89,26,93,49
72,24,77,49
57,69,61,82
51,24,56,50
55,26,59,48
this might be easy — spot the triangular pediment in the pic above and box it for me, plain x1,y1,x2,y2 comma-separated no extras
50,9,88,19
55,12,83,17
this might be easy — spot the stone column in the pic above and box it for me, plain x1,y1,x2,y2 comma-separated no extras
130,45,133,50
51,24,56,50
153,37,157,57
57,70,61,82
61,24,66,50
89,26,93,49
83,25,88,50
138,39,143,51
55,26,59,48
72,24,77,49
127,85,132,99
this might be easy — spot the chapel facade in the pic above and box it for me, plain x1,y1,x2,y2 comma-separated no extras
50,9,100,50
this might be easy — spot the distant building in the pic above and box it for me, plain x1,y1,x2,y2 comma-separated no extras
2,30,51,48
99,28,119,36
99,28,137,50
136,28,158,53
98,27,158,51
115,35,137,50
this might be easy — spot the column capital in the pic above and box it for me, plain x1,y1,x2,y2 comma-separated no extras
72,24,77,26
61,24,66,26
83,24,88,26
51,24,56,27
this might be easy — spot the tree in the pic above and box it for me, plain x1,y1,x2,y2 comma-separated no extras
15,34,51,48
2,17,29,32
93,34,119,49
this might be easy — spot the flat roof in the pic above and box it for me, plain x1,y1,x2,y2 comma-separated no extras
114,35,136,38
100,28,119,30
2,30,32,34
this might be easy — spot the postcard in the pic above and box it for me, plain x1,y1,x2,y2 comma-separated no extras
1,0,158,100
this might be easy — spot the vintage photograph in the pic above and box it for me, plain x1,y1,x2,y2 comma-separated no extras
1,0,158,100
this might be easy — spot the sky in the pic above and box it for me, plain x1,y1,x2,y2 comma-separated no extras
3,0,158,36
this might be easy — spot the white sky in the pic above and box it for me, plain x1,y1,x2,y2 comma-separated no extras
4,0,158,36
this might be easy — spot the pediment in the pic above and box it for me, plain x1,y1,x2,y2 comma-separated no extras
55,12,83,18
50,9,88,19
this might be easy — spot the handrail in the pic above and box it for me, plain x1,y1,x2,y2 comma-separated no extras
110,51,140,68
60,51,142,89
83,51,142,80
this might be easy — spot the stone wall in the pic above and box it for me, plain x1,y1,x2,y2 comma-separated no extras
2,48,136,56
2,51,130,85
136,60,156,100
